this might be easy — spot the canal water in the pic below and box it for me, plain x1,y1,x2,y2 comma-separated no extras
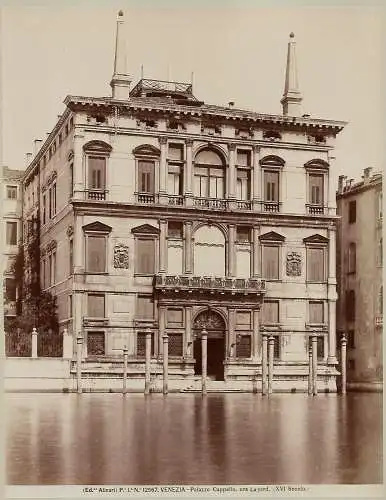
6,393,382,485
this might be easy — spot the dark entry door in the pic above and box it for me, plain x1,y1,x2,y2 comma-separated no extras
193,335,225,381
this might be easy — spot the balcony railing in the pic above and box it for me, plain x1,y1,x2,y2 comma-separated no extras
87,190,107,201
168,195,184,206
375,315,383,327
155,274,266,296
237,200,252,210
263,201,281,213
136,193,156,204
307,204,325,215
194,197,228,210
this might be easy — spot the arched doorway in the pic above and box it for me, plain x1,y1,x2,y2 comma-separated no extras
193,309,226,381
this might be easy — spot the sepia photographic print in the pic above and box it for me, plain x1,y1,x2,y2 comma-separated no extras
1,1,384,499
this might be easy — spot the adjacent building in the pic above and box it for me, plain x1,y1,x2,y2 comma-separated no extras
20,13,346,390
1,166,24,325
336,168,383,390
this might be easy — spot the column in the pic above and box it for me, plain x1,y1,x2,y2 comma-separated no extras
73,215,84,274
184,221,193,274
158,306,166,356
308,345,313,395
144,329,152,395
312,335,318,395
73,133,85,200
228,308,236,359
76,333,83,394
228,143,236,207
327,227,338,364
185,306,193,357
261,334,268,395
123,346,128,394
252,145,260,211
228,224,236,277
340,334,347,395
31,327,38,358
252,309,260,359
252,226,260,277
159,219,168,273
268,335,274,394
185,139,193,206
201,329,208,395
328,155,337,216
159,137,168,203
163,334,169,395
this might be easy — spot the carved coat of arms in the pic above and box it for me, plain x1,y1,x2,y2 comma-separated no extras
113,244,129,269
286,251,302,277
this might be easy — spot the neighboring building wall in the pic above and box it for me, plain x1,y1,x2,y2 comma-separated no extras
336,169,383,389
1,166,23,325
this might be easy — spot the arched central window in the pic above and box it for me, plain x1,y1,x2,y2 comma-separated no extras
194,148,225,199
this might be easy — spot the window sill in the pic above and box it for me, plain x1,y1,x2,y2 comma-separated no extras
305,280,327,284
84,271,108,275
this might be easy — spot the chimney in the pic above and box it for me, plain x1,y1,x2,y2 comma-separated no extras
228,101,235,108
110,10,132,99
338,175,346,194
363,167,372,182
34,139,43,155
281,32,303,116
26,153,33,166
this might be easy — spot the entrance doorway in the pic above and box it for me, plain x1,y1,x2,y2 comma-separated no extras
193,310,226,381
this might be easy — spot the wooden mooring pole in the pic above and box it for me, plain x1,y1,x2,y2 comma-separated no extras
201,329,208,396
144,329,152,395
163,334,169,395
76,333,83,394
122,346,128,394
312,335,318,396
261,334,268,396
308,344,313,395
268,335,274,395
340,334,347,395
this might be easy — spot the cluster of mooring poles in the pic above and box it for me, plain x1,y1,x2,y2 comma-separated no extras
74,329,348,395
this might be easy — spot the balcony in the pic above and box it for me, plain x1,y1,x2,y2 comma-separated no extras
168,195,184,206
87,190,107,201
154,274,266,298
263,201,281,213
307,204,325,215
194,197,228,210
375,315,383,327
237,200,252,210
136,193,157,204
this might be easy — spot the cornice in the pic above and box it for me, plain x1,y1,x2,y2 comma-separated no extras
64,94,346,133
71,199,338,229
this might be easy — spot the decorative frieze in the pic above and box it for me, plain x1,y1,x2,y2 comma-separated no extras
113,243,130,269
286,251,302,277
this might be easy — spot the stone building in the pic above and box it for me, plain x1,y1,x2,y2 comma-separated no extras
1,166,24,325
336,169,383,391
21,12,346,390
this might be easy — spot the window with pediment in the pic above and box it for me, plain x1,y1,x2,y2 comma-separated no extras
304,234,328,283
304,159,329,215
132,224,159,275
260,156,285,212
259,231,285,280
83,221,112,274
133,145,160,202
83,141,112,200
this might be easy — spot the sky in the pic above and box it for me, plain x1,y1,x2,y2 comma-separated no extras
1,1,385,184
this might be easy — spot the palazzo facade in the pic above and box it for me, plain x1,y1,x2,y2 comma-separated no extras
21,13,346,390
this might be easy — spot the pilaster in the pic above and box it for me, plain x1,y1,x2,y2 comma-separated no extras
185,306,193,358
228,224,236,277
185,139,193,206
252,226,261,277
228,308,236,359
159,137,168,204
159,219,168,273
158,305,166,356
252,308,260,360
252,145,260,211
184,221,193,274
227,143,236,206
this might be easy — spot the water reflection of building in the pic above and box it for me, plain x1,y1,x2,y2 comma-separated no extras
20,12,346,391
336,169,383,390
1,166,24,327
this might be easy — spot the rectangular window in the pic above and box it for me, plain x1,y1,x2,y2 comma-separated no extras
236,335,251,358
138,160,155,193
309,174,324,205
236,149,251,167
348,200,356,224
347,329,355,349
137,332,154,357
168,333,183,356
167,165,183,196
309,301,324,324
264,171,279,202
262,300,279,324
262,245,279,280
6,222,17,245
48,254,52,286
345,290,355,321
136,239,155,274
194,167,208,198
236,169,250,200
48,188,52,219
69,295,73,317
88,157,106,190
377,192,383,219
5,278,16,301
52,250,56,284
167,308,183,327
168,222,183,239
87,235,106,273
348,243,356,273
136,295,154,319
236,226,251,244
87,331,105,356
88,294,105,318
69,163,74,198
7,186,17,199
273,336,280,359
52,184,56,216
209,168,224,198
236,311,251,330
69,239,74,274
307,247,325,282
42,194,46,225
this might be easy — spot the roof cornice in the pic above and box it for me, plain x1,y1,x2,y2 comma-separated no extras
64,95,347,133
